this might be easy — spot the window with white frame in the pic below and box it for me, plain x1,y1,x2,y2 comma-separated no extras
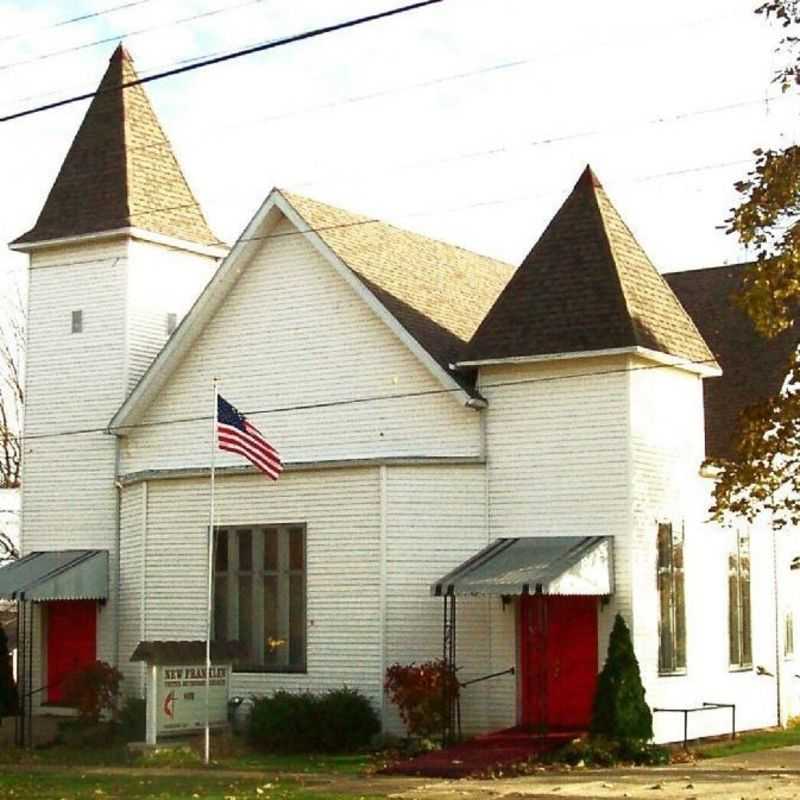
213,525,306,672
728,528,752,669
657,521,686,674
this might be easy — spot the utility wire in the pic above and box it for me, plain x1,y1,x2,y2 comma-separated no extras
101,153,754,252
0,4,737,109
16,355,721,443
0,1,445,122
0,0,164,45
0,0,271,71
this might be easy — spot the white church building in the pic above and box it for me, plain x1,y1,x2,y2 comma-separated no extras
2,45,799,745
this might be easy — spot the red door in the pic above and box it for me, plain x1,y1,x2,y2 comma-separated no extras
519,595,598,730
46,601,97,704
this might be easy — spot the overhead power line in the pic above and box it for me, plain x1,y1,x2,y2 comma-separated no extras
16,355,721,444
0,0,445,123
0,0,163,45
0,0,270,71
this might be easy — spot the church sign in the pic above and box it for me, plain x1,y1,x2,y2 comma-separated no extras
131,641,240,745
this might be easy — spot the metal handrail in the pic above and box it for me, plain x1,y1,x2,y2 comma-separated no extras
460,666,515,688
652,701,736,749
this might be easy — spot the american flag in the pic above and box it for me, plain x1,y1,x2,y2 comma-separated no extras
217,395,283,480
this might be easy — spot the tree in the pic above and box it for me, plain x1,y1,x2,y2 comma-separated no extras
591,614,653,742
709,1,800,525
0,277,23,567
0,281,23,491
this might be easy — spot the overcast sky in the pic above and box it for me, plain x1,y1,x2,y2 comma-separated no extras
0,0,797,298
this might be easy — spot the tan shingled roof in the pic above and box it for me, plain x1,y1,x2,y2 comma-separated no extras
466,167,716,368
13,45,218,247
280,190,514,379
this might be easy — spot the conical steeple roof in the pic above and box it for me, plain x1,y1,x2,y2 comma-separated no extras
13,45,218,247
465,166,716,368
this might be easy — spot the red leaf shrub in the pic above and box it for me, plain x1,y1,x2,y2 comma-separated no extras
61,660,123,723
384,659,459,738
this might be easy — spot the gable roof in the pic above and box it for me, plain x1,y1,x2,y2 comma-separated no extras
110,189,513,429
665,263,798,460
12,45,218,248
280,191,513,382
463,166,717,372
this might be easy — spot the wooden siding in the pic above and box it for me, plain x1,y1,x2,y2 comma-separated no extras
383,464,490,735
479,358,631,539
23,242,129,672
125,239,217,393
119,217,481,477
119,483,145,696
140,469,385,708
626,362,792,742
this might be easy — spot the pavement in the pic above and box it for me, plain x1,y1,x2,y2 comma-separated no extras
370,747,800,800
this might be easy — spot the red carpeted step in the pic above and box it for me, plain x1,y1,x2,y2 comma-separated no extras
380,729,581,778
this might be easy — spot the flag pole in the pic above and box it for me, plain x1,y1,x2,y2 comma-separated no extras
205,377,218,766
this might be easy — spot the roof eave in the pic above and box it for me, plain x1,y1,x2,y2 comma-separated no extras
457,345,721,377
10,226,228,259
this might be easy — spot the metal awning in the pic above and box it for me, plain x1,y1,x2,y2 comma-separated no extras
0,550,108,601
431,536,613,597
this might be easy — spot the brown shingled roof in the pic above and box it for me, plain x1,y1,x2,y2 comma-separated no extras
13,45,218,247
665,263,797,460
465,166,716,368
279,190,514,386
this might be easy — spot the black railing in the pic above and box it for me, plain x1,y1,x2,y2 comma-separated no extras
652,701,736,749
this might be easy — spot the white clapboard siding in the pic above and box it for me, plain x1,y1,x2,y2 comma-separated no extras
139,468,385,709
126,239,218,393
120,217,480,477
383,464,490,735
479,358,631,541
22,244,129,679
626,362,790,742
119,483,145,696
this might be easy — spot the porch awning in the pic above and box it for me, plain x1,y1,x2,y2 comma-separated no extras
0,550,108,601
431,536,612,597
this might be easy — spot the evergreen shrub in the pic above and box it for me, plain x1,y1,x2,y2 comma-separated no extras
0,624,18,717
248,687,379,753
591,614,653,742
316,687,381,752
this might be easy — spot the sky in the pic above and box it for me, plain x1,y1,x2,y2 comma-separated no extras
0,0,797,294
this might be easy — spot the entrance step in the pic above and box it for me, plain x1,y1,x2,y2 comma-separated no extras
381,727,581,778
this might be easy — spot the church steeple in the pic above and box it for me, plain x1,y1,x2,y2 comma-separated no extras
13,44,218,248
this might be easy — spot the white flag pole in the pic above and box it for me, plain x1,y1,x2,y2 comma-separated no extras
205,377,218,766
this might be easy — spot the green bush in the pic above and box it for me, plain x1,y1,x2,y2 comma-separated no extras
249,687,379,753
249,691,319,753
317,687,380,752
117,696,146,742
548,736,669,767
591,614,653,742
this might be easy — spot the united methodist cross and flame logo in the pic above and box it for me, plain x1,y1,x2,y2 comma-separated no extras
164,691,176,719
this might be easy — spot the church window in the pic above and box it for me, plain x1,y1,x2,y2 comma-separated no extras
213,525,306,672
728,528,752,669
71,309,83,333
657,521,686,674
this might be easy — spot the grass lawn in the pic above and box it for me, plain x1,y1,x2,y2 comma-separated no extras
695,725,800,759
0,741,378,775
0,770,381,800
